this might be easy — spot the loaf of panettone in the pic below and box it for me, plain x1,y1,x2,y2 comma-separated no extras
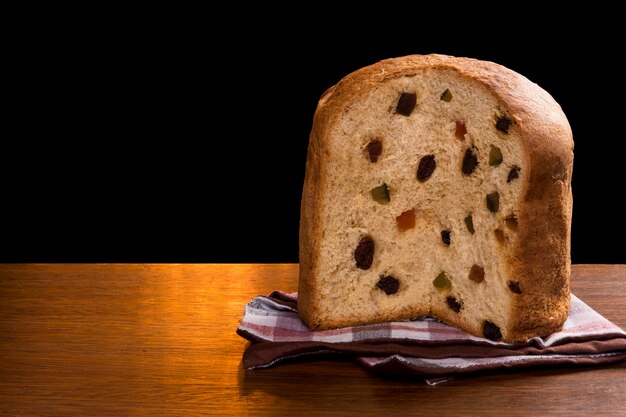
298,54,574,342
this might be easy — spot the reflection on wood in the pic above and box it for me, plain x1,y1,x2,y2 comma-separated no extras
0,264,624,416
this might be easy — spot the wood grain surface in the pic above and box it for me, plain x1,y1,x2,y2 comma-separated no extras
0,264,624,416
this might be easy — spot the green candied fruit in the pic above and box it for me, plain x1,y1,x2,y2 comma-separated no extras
433,272,451,291
370,183,390,204
464,215,475,234
486,192,500,213
440,89,453,102
489,146,503,166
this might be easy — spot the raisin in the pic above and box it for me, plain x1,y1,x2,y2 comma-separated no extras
496,116,513,133
417,155,436,182
486,192,500,213
441,230,451,246
370,183,390,204
494,229,506,245
433,272,451,291
440,89,453,102
446,296,462,313
396,92,417,116
455,121,467,140
508,280,522,294
367,140,383,163
376,275,400,295
396,209,416,231
505,215,518,230
483,321,503,341
355,236,374,270
464,215,475,234
462,147,478,175
507,165,521,182
469,265,485,283
489,146,503,166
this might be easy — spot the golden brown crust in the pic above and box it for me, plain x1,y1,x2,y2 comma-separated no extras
298,54,573,341
297,121,321,328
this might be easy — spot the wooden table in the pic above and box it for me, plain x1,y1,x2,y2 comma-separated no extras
0,264,624,416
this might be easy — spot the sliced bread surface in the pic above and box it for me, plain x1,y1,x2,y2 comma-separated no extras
298,54,574,342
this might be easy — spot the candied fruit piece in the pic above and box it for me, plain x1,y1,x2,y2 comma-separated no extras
376,275,400,295
462,147,478,175
417,155,436,182
494,229,506,245
486,192,500,213
440,89,453,102
396,92,417,116
465,215,475,234
355,236,374,270
469,265,485,283
433,272,451,291
489,146,503,166
505,215,518,231
483,321,503,341
367,139,383,163
496,116,513,133
455,121,467,140
446,296,462,313
370,183,390,204
441,230,451,246
508,280,522,294
507,165,521,182
396,209,416,231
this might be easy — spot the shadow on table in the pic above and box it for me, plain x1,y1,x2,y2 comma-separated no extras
237,354,622,399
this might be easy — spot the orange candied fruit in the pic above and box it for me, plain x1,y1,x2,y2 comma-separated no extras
455,121,467,140
395,209,416,231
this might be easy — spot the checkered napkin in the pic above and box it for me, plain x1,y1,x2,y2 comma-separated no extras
237,291,626,382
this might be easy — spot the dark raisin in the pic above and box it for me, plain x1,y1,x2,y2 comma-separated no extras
508,280,522,294
507,165,521,182
396,92,417,116
441,230,451,246
462,148,478,175
464,215,475,234
486,192,500,213
440,89,452,102
446,296,462,313
483,321,503,341
417,155,436,182
496,116,513,133
469,265,485,283
376,275,400,295
355,236,374,270
367,140,383,163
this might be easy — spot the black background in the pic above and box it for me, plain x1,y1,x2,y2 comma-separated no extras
2,14,625,263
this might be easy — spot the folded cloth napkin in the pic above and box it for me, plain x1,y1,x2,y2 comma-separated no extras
237,291,626,382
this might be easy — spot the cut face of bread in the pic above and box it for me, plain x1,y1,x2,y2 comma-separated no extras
298,55,574,342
